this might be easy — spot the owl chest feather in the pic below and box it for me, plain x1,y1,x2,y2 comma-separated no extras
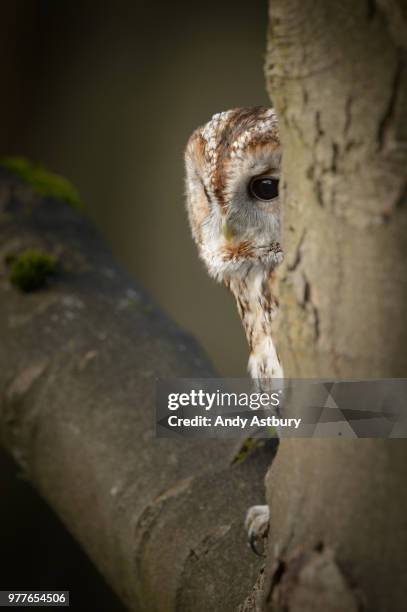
228,271,283,380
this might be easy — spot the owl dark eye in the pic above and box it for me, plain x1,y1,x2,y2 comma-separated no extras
249,177,279,201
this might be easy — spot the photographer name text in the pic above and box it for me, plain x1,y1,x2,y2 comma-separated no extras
167,414,301,429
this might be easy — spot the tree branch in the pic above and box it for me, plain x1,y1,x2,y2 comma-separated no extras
0,169,271,611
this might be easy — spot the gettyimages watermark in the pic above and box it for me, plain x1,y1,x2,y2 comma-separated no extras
156,379,407,438
165,388,301,430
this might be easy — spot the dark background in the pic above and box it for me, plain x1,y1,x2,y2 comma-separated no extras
0,1,269,608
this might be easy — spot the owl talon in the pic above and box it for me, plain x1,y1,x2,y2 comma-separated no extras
249,531,264,557
245,504,270,557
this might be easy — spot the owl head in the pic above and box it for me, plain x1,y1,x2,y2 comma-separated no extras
185,107,282,283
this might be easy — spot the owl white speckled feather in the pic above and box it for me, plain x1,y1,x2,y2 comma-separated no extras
185,107,283,380
185,107,284,552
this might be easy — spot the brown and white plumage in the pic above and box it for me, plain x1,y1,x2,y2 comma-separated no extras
185,107,283,381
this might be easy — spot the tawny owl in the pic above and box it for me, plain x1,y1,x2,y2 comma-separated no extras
184,106,284,552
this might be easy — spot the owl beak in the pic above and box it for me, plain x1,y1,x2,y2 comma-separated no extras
221,217,237,243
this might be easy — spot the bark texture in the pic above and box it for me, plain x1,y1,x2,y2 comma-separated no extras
0,170,270,611
240,1,407,611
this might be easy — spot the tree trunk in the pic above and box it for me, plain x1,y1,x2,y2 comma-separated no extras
0,170,270,611
241,1,407,610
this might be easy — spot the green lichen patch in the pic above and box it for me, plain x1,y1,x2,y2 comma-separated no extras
232,437,256,464
9,249,58,292
232,434,278,465
0,157,83,210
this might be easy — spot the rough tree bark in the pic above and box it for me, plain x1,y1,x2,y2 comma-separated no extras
240,1,407,611
0,170,272,611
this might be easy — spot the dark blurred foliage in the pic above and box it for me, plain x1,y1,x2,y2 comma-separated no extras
0,1,268,607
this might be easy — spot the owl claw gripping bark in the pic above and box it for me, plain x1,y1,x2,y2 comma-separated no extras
185,107,283,556
245,505,270,556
